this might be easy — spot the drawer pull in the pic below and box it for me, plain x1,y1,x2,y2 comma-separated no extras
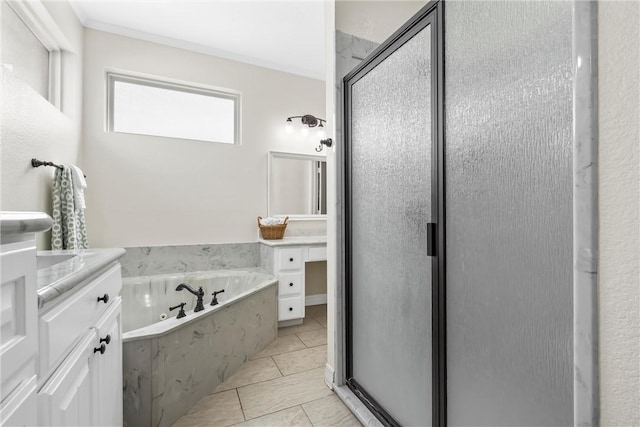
100,334,111,345
94,343,106,355
289,282,294,287
97,293,109,304
289,258,294,262
289,307,293,311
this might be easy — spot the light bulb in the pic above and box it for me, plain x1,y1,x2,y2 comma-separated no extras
317,128,326,139
301,127,309,136
285,119,293,134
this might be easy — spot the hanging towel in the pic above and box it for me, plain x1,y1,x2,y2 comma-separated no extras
51,165,89,250
70,165,87,209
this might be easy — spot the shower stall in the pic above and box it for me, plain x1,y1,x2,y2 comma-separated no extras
340,1,598,426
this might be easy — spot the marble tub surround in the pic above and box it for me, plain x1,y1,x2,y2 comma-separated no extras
123,282,277,427
36,248,126,308
171,305,361,427
119,243,260,277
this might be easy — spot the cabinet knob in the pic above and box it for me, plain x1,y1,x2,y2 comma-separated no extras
289,258,294,262
289,282,294,287
94,343,106,355
289,307,293,311
100,334,111,345
97,294,109,304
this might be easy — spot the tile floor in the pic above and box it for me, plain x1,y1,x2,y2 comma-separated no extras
172,305,362,427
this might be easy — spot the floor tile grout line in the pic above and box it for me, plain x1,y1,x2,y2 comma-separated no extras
219,368,285,395
271,355,286,377
299,403,316,427
277,363,328,378
254,334,308,358
235,365,326,392
243,391,334,423
271,344,328,360
235,388,247,422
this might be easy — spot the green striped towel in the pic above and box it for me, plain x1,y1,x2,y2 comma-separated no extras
51,165,88,250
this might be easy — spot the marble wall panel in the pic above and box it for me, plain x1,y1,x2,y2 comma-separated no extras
122,283,277,427
119,243,260,277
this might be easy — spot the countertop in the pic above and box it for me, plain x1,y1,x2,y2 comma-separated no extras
258,235,327,247
37,248,126,308
0,211,52,235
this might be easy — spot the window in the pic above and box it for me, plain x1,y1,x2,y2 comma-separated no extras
2,0,70,109
107,72,241,144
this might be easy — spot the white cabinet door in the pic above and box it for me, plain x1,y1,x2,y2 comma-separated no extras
94,298,123,427
38,330,99,427
1,240,37,401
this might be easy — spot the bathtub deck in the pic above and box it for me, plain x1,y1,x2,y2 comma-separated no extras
171,305,362,427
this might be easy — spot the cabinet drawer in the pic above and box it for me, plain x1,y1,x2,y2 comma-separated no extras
39,264,121,378
278,248,302,271
278,296,304,321
278,272,302,297
308,246,327,261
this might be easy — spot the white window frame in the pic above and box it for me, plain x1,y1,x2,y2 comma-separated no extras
106,71,242,145
6,0,73,109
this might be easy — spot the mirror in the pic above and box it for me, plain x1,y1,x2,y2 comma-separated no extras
268,152,327,218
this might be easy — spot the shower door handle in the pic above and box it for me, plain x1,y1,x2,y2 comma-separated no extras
427,223,436,256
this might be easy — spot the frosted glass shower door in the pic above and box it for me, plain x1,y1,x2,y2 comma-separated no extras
444,1,574,426
344,7,441,425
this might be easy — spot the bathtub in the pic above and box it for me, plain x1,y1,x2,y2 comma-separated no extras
120,268,278,427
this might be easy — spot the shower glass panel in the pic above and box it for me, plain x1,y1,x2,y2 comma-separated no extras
348,24,432,426
444,1,573,426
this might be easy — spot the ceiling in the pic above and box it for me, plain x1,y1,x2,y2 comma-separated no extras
70,0,326,80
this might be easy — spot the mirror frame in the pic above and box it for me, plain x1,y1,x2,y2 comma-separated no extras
267,151,327,220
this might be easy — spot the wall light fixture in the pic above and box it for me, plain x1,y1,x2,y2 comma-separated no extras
285,114,332,151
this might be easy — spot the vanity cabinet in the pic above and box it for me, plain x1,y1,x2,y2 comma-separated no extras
266,242,327,322
38,266,123,427
0,213,49,427
0,212,124,427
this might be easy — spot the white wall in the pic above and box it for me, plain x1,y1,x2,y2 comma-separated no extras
1,0,83,248
82,29,325,248
598,2,640,425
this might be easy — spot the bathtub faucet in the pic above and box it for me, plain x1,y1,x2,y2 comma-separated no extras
175,283,205,312
211,289,225,306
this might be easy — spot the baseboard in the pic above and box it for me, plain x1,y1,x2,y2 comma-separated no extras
306,293,327,306
324,363,335,390
278,318,303,328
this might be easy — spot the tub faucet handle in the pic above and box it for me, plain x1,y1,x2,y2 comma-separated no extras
194,286,205,312
211,289,225,306
169,302,187,319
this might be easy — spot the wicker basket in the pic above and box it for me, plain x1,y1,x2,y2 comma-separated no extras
258,216,288,240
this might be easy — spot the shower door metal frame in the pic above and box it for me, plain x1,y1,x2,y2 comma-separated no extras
342,1,446,426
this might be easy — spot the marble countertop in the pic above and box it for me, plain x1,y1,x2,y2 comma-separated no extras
0,211,52,235
258,235,327,247
37,248,126,308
